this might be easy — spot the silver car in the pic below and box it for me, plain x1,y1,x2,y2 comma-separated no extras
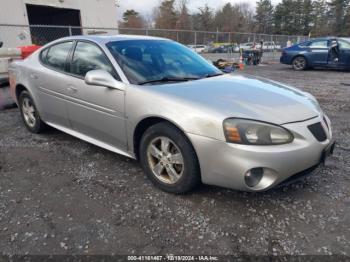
9,35,335,193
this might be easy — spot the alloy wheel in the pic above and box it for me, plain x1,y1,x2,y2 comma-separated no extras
293,57,306,70
21,97,36,128
147,136,184,184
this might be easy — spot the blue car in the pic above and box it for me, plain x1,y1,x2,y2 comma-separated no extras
280,37,350,70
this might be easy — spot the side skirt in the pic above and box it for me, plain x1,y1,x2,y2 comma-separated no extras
45,121,136,159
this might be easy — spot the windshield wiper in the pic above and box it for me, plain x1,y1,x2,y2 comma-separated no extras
139,76,200,85
204,72,224,78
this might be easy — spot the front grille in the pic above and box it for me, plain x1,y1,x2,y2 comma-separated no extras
308,122,327,142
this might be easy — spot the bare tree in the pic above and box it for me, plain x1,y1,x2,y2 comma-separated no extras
154,0,178,29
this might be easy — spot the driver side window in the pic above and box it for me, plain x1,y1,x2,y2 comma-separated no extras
70,41,119,79
338,39,350,50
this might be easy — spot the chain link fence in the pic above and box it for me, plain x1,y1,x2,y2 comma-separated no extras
0,24,309,62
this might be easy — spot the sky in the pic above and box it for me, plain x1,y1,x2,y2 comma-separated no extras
117,0,282,19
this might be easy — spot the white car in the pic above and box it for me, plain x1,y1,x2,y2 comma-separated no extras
187,45,206,53
239,42,260,50
263,41,281,51
238,42,281,51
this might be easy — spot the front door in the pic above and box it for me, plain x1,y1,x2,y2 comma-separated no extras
337,39,350,68
65,41,127,151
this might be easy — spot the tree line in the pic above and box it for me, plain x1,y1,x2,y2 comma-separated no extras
119,0,350,36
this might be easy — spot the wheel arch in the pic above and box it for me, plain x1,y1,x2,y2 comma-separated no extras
292,54,309,65
132,116,197,161
15,84,28,101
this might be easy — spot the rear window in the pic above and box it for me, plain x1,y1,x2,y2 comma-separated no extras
41,41,73,72
309,40,328,48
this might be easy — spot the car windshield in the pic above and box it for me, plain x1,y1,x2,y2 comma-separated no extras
106,40,222,85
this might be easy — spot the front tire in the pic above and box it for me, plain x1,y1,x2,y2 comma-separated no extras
139,122,200,193
19,90,47,133
292,56,307,71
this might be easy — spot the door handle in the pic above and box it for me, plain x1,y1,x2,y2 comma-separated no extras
30,74,38,80
67,85,78,93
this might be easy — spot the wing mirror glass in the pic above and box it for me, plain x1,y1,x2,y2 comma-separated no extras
85,70,125,90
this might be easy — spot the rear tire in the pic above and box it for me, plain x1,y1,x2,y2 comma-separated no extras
19,90,47,133
139,122,200,193
292,56,307,71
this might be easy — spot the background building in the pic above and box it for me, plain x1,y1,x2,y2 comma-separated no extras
0,0,118,47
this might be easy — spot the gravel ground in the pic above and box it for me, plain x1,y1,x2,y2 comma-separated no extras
0,64,349,256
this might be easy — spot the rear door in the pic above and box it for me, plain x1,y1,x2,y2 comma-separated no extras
65,41,127,150
37,41,74,128
337,39,350,67
306,39,329,66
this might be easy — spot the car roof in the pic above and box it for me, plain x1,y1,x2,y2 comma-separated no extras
54,34,170,45
308,37,350,42
309,37,332,41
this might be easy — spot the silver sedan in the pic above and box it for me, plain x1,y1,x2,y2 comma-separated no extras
9,35,335,193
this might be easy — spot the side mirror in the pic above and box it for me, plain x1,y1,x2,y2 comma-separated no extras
85,70,125,91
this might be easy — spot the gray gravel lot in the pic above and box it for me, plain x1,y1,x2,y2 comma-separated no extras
0,64,349,256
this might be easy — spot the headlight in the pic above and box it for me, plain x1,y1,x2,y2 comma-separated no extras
223,118,294,145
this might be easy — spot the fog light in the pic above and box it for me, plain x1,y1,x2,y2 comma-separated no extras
245,168,264,187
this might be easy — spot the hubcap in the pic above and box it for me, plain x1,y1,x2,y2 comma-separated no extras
294,58,305,70
147,136,184,184
22,97,36,128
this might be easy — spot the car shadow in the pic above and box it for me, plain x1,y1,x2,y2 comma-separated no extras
195,179,312,197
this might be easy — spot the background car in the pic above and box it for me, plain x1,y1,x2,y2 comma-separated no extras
280,37,350,70
187,44,207,53
239,42,257,50
263,41,281,51
209,44,238,53
238,41,280,52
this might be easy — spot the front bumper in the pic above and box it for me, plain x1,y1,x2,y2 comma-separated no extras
188,115,334,192
280,54,293,65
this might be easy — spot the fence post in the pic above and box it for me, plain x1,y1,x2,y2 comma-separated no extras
176,31,179,42
194,31,197,46
271,35,274,60
146,29,149,36
68,26,72,36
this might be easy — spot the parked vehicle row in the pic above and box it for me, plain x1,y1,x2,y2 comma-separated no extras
188,41,284,53
9,35,334,193
239,41,282,51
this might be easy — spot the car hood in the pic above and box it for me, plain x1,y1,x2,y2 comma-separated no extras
149,74,321,125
